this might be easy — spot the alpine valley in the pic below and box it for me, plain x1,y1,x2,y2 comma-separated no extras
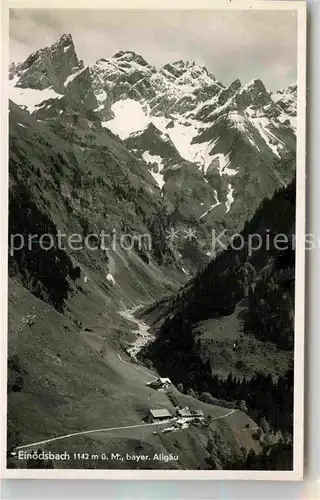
8,34,296,471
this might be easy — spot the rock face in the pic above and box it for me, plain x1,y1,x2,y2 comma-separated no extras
91,51,157,105
9,33,297,263
271,83,297,126
90,54,222,118
87,45,296,244
11,34,83,93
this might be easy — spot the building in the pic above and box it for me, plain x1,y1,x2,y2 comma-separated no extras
146,377,172,390
177,407,205,419
149,409,172,422
106,273,116,286
177,407,192,418
159,377,171,385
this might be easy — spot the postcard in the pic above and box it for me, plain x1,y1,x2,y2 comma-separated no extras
1,0,306,480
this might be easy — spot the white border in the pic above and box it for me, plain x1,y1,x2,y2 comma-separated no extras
0,0,307,481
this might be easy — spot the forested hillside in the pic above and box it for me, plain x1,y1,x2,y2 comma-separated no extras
141,179,296,452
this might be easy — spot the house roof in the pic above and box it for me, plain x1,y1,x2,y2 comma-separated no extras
177,407,204,417
150,409,172,418
177,408,192,417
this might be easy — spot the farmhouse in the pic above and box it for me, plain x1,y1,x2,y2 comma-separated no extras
176,407,205,419
177,407,192,418
149,409,172,422
146,377,172,390
106,273,116,286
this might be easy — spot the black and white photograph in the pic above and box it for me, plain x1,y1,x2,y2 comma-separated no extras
4,1,306,479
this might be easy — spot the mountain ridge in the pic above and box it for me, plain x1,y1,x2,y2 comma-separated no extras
9,33,297,267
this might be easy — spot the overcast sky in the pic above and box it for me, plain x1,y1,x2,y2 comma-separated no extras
10,8,297,92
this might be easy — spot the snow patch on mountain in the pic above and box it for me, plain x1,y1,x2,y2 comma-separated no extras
165,120,199,161
164,119,215,169
229,111,247,132
142,151,165,189
151,115,171,132
223,166,239,176
102,99,150,139
225,184,235,213
64,67,86,87
9,80,63,114
247,136,261,152
248,116,283,158
195,139,220,172
199,190,221,219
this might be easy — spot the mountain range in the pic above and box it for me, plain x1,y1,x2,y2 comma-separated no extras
9,33,296,265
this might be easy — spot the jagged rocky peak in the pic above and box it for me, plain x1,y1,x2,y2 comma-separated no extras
9,32,100,120
94,50,156,75
64,66,98,112
146,60,222,117
163,59,203,75
241,78,269,96
90,53,221,117
112,50,152,68
13,33,83,92
215,78,242,104
193,79,239,121
228,78,242,93
272,83,297,116
21,33,79,70
59,33,73,45
91,51,157,104
161,59,216,85
235,78,271,109
277,83,297,96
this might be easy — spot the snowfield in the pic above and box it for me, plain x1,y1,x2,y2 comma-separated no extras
142,151,165,189
9,81,63,114
102,99,150,139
